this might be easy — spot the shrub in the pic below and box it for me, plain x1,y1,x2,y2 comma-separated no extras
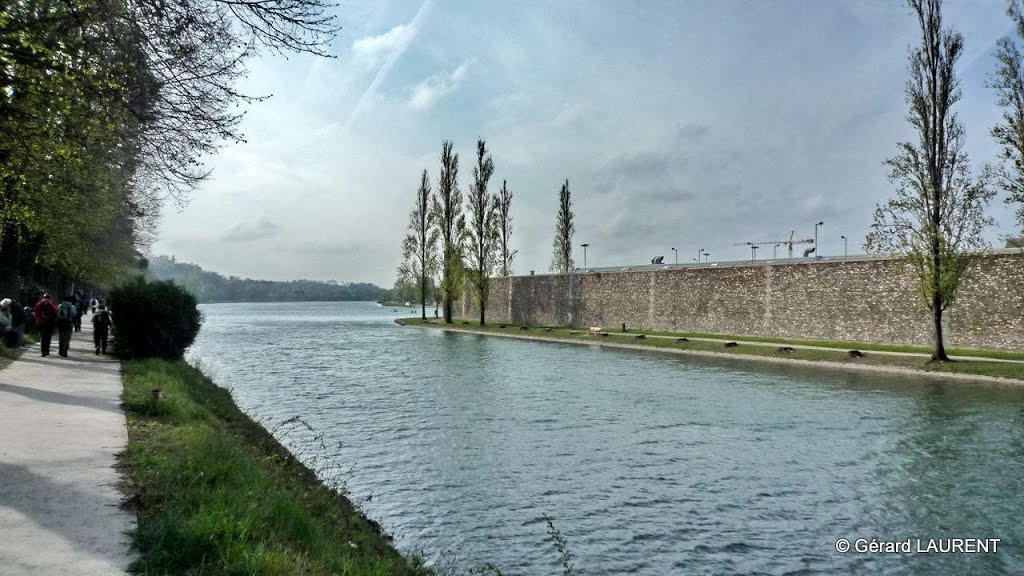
109,277,202,359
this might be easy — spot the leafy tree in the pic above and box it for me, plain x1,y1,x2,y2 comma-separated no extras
430,140,465,324
0,0,338,297
866,0,994,361
551,179,575,274
466,140,497,326
989,0,1024,233
496,179,517,276
399,170,439,319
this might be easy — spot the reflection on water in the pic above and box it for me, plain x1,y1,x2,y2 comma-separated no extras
188,302,1024,575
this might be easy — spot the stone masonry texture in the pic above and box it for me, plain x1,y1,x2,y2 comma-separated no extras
457,250,1024,351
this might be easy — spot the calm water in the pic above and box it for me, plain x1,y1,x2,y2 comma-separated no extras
188,302,1024,575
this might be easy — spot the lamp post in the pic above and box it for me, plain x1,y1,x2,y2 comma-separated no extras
840,235,847,258
773,243,780,259
698,248,704,262
581,243,589,268
671,247,677,265
704,252,710,262
752,245,759,261
814,221,824,258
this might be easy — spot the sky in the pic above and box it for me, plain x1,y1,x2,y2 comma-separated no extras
152,0,1022,286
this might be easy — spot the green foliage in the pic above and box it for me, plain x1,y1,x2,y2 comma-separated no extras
147,256,384,302
120,359,426,575
990,1,1024,233
496,180,517,277
430,140,466,323
466,139,498,324
399,169,441,319
109,277,202,360
865,0,994,360
551,180,575,274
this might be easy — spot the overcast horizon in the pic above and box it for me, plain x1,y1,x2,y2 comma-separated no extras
152,0,1021,287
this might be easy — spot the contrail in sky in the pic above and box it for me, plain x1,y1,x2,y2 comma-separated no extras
345,0,435,130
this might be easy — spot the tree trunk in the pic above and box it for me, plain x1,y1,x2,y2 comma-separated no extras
420,276,427,320
479,303,485,326
0,223,21,299
442,263,453,324
931,294,949,361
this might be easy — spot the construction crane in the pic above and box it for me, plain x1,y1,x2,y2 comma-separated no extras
733,230,814,258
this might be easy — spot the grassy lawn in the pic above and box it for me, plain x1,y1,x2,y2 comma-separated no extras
402,318,1024,382
120,359,430,575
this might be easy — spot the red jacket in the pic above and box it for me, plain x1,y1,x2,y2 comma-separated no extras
33,299,57,327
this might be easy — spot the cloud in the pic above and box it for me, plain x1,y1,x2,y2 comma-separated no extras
352,24,412,67
408,63,469,110
221,218,280,243
346,0,435,128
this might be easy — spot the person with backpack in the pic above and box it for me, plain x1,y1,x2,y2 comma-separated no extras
32,293,58,357
56,296,77,357
92,304,113,355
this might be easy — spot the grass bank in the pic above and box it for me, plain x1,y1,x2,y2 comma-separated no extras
401,318,1024,383
119,359,430,575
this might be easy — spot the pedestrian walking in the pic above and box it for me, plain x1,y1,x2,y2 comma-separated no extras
0,301,11,347
89,297,98,314
5,298,26,347
92,304,112,355
32,293,58,357
73,291,86,332
56,296,77,357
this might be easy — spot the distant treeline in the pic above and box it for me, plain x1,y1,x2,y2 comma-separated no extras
147,256,385,303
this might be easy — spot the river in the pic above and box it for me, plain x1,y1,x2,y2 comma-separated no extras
188,301,1023,575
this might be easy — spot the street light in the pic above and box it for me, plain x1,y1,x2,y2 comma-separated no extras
773,243,780,259
698,248,704,262
840,235,847,258
752,245,759,261
581,243,589,268
704,252,710,262
814,221,824,258
671,247,677,265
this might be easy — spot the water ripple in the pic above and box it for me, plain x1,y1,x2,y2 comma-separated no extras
188,302,1024,575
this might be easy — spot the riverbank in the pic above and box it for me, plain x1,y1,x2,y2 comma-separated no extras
119,359,430,575
400,318,1024,384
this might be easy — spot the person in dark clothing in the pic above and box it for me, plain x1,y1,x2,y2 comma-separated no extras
2,298,24,347
56,296,77,357
92,304,112,355
32,293,58,357
73,292,86,332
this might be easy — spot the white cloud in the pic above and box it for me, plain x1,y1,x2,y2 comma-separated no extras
352,24,412,67
408,63,469,110
346,0,435,129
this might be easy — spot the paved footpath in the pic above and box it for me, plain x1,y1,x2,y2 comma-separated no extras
0,320,135,575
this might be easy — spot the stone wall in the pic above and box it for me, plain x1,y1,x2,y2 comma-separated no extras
457,250,1024,351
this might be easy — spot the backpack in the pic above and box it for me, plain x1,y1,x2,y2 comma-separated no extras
94,311,111,330
57,302,74,324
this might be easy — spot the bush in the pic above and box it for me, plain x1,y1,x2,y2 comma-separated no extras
109,277,202,359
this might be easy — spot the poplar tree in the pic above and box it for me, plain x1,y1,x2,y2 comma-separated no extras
989,0,1024,233
551,180,575,274
866,0,994,361
431,141,464,324
496,179,518,276
466,139,497,326
399,170,439,320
